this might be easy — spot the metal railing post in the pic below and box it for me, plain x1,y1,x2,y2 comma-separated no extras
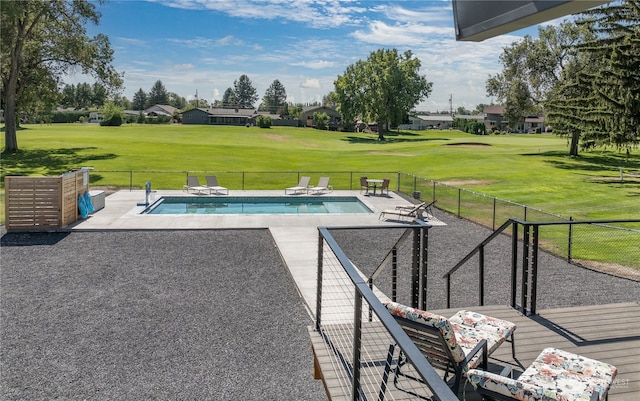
531,225,540,315
130,171,133,191
457,188,461,217
392,247,398,302
521,224,530,316
315,234,324,330
411,227,420,308
479,245,485,306
511,221,519,309
352,290,363,401
420,226,429,311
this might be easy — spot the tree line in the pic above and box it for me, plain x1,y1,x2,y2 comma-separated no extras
487,0,639,156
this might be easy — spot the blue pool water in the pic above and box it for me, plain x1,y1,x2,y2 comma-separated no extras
144,196,373,215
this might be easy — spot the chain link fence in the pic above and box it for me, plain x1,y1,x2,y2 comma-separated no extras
397,173,640,270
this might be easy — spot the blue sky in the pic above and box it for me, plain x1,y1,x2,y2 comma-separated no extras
75,0,563,112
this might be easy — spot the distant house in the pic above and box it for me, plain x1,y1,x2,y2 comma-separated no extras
484,105,508,132
298,106,341,128
182,107,256,126
523,116,545,133
144,104,178,118
88,111,103,124
404,114,454,130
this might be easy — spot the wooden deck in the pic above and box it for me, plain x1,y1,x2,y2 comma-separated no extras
309,302,639,401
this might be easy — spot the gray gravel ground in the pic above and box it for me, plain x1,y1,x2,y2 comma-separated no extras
1,229,326,401
1,210,638,400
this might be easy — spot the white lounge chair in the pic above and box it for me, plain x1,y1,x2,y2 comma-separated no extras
285,176,311,194
309,177,333,194
379,201,427,221
205,176,228,195
183,176,209,194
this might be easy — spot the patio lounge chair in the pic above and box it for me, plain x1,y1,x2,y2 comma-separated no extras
381,301,517,395
205,176,229,195
285,176,311,195
183,176,209,194
467,347,617,401
379,201,431,221
309,177,333,194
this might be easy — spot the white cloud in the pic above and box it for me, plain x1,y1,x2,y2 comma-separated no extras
290,60,337,69
300,78,321,89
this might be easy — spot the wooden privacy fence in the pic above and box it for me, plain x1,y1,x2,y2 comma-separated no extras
4,170,88,231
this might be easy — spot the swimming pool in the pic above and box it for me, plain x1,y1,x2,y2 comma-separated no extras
143,196,373,215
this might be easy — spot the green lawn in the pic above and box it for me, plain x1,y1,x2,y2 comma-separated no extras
2,123,638,222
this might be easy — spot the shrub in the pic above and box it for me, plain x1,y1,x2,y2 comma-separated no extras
256,115,272,128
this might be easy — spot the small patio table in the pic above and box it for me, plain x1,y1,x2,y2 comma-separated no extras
366,179,384,195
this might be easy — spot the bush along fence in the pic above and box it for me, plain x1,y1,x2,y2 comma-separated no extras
84,169,640,271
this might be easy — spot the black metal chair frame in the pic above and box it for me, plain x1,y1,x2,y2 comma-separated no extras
380,315,488,399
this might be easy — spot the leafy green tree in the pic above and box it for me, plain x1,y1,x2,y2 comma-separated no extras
546,0,639,155
61,84,77,108
91,83,107,107
222,87,237,108
76,83,93,109
256,115,272,128
334,49,432,140
313,112,330,130
99,101,123,126
132,88,147,110
487,22,588,130
261,79,287,114
233,74,258,109
168,92,186,109
147,80,168,107
1,0,122,152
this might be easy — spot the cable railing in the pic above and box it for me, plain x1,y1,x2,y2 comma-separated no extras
443,218,640,316
313,221,459,401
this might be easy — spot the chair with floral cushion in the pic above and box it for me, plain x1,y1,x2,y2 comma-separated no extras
467,347,617,401
380,301,517,396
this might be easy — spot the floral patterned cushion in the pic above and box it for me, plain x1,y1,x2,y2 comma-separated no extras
448,310,516,369
467,347,617,401
449,310,517,366
384,301,466,363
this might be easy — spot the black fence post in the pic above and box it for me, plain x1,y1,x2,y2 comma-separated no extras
315,233,324,331
531,225,540,315
479,245,485,306
521,224,530,316
392,247,398,302
568,216,573,263
420,226,429,311
411,227,420,308
511,221,519,309
352,290,363,401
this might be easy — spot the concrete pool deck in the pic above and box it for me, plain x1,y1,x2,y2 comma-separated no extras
71,189,417,230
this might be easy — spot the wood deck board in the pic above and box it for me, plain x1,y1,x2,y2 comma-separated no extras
310,303,640,401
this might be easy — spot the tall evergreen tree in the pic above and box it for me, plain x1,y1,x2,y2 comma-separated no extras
132,88,147,111
233,74,258,109
221,87,237,108
147,80,168,107
547,0,640,155
261,79,287,113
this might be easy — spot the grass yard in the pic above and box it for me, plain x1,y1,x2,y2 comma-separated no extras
2,123,638,223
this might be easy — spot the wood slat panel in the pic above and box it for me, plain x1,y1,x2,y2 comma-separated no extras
5,171,88,231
